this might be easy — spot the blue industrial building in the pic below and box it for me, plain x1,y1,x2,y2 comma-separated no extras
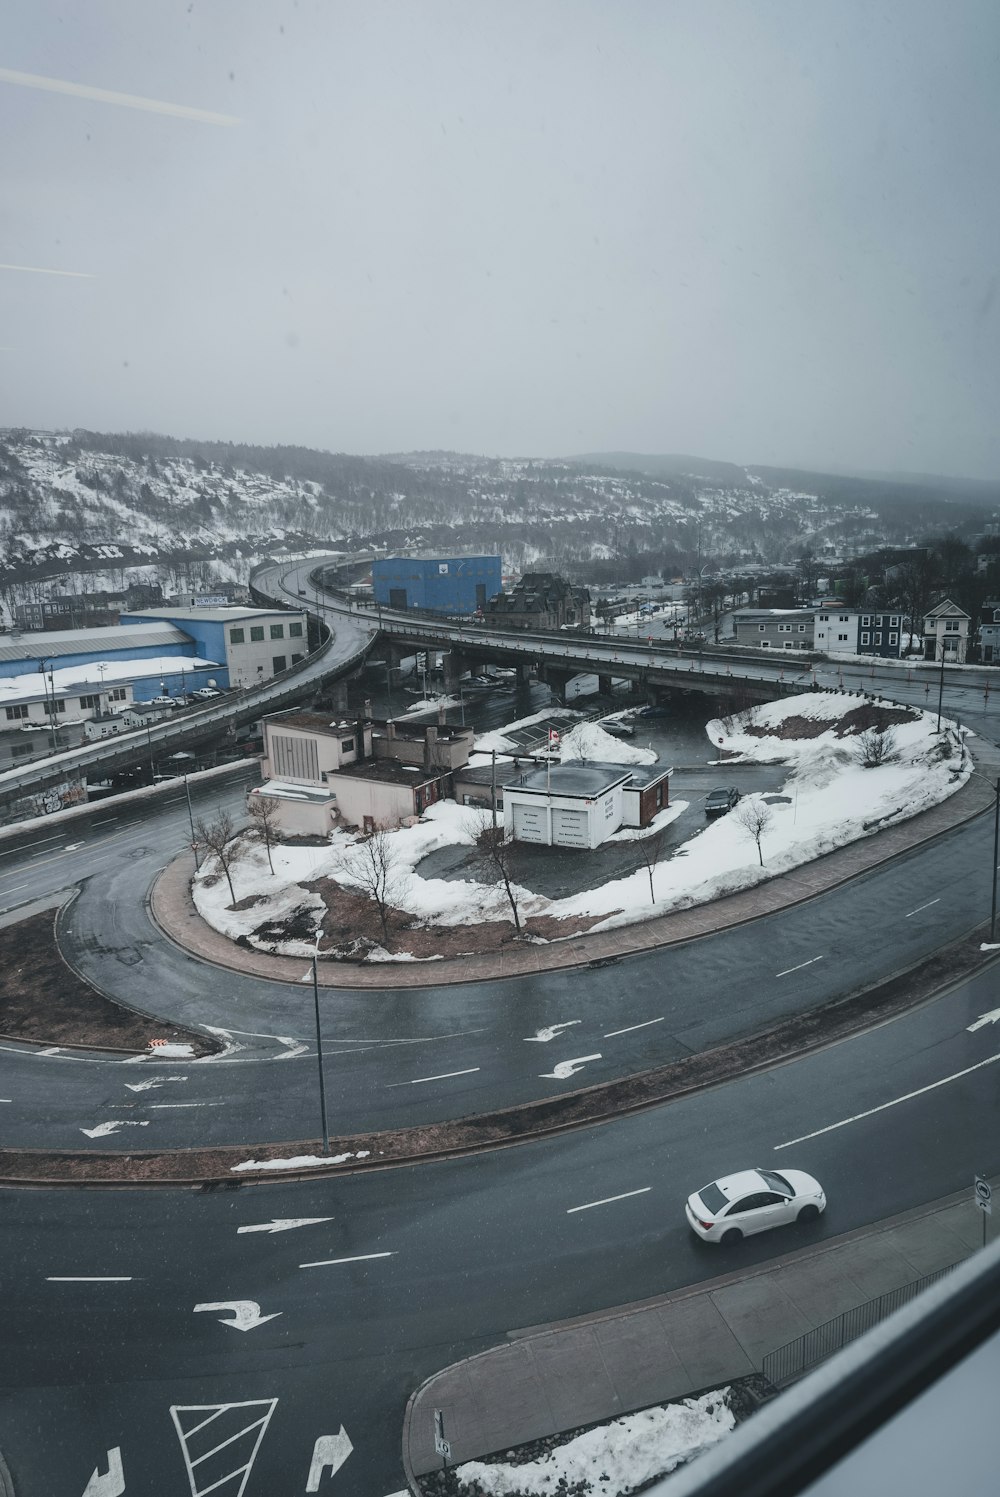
372,554,501,615
0,623,203,685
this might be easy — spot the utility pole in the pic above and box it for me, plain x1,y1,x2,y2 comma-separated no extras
936,644,946,732
992,777,999,944
183,772,200,870
312,937,330,1156
491,748,497,828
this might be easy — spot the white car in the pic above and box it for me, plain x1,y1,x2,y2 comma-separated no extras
192,687,220,700
685,1167,826,1245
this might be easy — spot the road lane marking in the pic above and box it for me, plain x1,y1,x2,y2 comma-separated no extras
775,956,824,978
540,1053,602,1080
968,1008,1000,1032
524,1021,581,1043
905,898,941,918
567,1187,652,1214
774,1049,1000,1149
300,1252,395,1269
150,1102,225,1108
238,1218,334,1236
386,1067,480,1087
603,1017,664,1038
46,1275,133,1282
194,1300,281,1331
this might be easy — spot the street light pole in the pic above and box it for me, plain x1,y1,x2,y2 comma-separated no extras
183,772,201,870
992,776,999,944
312,938,330,1156
936,645,946,732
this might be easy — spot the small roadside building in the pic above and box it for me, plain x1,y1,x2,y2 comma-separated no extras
978,600,1000,664
922,598,970,663
733,609,815,650
503,764,630,848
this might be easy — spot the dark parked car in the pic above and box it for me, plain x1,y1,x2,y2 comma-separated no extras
705,787,740,816
636,705,671,718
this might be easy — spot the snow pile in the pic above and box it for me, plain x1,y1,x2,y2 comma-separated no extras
230,1151,370,1173
453,1391,735,1495
559,721,658,766
474,708,584,754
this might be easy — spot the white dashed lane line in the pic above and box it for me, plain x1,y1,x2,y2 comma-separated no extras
566,1187,652,1214
385,1067,480,1088
775,955,824,978
603,1017,664,1038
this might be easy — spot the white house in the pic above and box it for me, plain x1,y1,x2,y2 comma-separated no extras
923,599,970,663
503,764,630,848
813,609,859,656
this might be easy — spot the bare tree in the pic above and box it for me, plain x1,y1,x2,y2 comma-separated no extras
734,798,773,867
856,726,898,768
633,827,666,904
475,814,523,933
195,808,244,903
342,823,407,945
246,793,280,874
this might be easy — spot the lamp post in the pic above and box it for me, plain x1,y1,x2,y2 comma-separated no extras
991,776,1000,944
311,935,331,1156
183,772,200,870
936,643,946,733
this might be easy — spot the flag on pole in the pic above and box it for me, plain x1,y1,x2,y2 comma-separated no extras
548,728,560,744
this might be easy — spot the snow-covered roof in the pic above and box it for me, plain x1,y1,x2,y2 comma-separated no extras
509,764,630,797
124,605,297,623
0,622,189,662
252,781,335,804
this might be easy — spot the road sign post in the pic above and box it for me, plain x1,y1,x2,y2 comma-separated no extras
433,1409,451,1469
975,1175,992,1248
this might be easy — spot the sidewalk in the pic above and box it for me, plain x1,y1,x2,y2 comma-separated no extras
401,1186,991,1485
150,737,999,988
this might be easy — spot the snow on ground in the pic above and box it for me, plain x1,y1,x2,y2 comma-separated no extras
607,802,688,841
474,708,585,754
0,653,224,704
452,1390,735,1495
402,695,460,713
559,721,658,766
193,692,971,955
230,1151,370,1173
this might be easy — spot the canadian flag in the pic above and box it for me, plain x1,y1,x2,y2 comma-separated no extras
548,728,560,744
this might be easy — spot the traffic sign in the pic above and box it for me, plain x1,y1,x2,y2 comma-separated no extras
975,1175,992,1215
433,1409,451,1462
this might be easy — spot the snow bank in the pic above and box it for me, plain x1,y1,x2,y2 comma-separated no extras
474,708,584,754
230,1150,370,1172
559,721,658,766
454,1390,735,1495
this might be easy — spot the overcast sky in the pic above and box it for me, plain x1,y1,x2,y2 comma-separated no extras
2,1,999,478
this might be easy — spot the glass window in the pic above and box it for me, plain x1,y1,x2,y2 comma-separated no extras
111,687,126,701
250,625,264,642
229,627,245,644
889,632,898,644
874,632,882,644
698,1183,728,1214
861,615,871,627
861,632,869,645
269,623,284,639
758,623,766,632
5,704,28,720
890,616,899,627
340,737,354,752
289,621,303,638
79,694,100,709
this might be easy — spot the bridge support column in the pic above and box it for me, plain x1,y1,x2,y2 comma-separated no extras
516,661,531,685
598,674,613,696
540,665,573,704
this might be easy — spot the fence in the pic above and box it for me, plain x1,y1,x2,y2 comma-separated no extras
761,1263,959,1388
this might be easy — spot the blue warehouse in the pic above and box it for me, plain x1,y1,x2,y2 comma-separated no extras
372,554,501,616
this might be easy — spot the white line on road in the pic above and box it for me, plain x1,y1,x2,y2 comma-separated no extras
603,1018,665,1038
386,1067,480,1087
905,898,941,918
150,1102,225,1108
775,956,825,978
566,1187,652,1214
46,1276,133,1282
300,1252,395,1269
0,1098,10,1103
774,1049,1000,1149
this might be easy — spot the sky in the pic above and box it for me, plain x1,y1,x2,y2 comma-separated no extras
2,1,999,478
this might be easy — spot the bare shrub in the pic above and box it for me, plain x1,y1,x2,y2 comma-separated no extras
856,726,898,768
195,808,244,904
246,793,280,874
341,823,408,946
734,798,773,867
475,813,522,932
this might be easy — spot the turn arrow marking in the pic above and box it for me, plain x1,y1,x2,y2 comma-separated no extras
193,1299,282,1331
306,1428,353,1490
80,1121,150,1138
524,1021,581,1043
968,1008,1000,1032
540,1053,602,1080
237,1218,334,1236
82,1446,124,1497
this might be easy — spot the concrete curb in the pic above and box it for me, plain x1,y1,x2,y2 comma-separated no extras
0,1450,13,1497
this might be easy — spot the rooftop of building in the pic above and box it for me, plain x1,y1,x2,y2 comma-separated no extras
123,605,299,623
327,758,449,787
506,764,631,797
264,711,360,736
0,621,190,663
373,552,500,566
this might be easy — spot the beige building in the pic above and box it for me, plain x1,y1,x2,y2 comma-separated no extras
255,710,474,834
923,598,970,663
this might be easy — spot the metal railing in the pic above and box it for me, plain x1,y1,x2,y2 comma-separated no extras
761,1263,959,1387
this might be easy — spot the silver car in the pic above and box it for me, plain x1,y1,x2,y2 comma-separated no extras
685,1167,826,1245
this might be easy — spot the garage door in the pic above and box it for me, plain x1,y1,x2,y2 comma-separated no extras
513,803,547,843
552,807,589,848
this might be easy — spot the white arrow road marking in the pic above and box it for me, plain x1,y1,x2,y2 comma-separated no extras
540,1053,602,1080
237,1218,334,1236
775,956,824,978
774,1049,1000,1149
82,1445,124,1497
124,1076,188,1092
567,1187,652,1214
193,1300,282,1332
64,842,86,853
80,1121,151,1138
274,1035,309,1059
307,1428,353,1490
524,1021,582,1043
300,1252,395,1269
968,1008,1000,1032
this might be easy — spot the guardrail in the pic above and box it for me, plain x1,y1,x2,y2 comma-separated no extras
761,1264,958,1388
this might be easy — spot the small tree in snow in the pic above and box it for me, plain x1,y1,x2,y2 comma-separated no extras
246,793,280,874
735,798,773,867
634,827,666,905
856,726,898,768
195,808,244,904
475,813,523,933
342,822,407,946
